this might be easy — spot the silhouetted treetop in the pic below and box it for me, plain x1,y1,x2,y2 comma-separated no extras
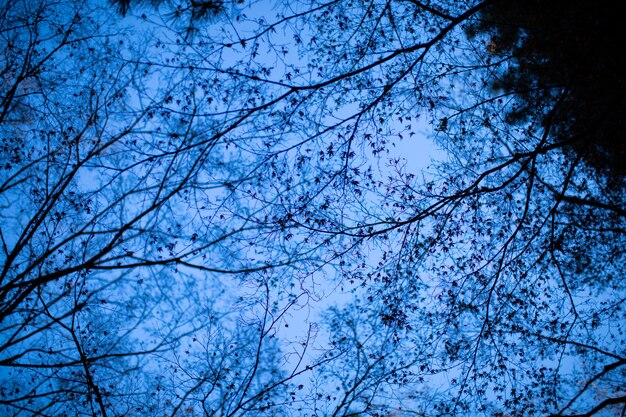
471,0,626,179
112,0,226,16
111,0,240,36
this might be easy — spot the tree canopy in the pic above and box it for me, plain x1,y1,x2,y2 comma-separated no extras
471,0,626,179
0,0,624,416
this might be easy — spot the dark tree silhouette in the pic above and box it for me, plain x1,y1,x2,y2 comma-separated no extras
112,0,225,17
0,1,319,415
469,0,626,180
1,0,624,416
110,0,242,38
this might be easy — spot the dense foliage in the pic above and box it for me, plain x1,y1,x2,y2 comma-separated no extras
472,0,626,178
